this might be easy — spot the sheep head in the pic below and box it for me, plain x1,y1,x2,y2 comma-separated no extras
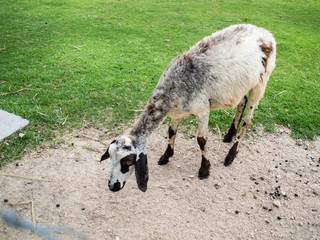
100,135,148,192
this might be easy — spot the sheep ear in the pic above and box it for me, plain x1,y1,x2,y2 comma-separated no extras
100,140,116,163
100,148,109,163
135,152,149,192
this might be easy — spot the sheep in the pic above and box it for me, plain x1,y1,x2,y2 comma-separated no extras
100,24,276,192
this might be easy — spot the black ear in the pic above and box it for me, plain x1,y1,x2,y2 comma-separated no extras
100,148,109,163
135,152,149,192
100,140,116,163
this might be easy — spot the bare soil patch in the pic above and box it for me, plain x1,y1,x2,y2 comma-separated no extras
1,125,319,240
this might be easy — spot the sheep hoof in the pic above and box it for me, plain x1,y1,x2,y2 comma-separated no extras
224,155,235,166
198,173,210,180
198,169,210,180
224,142,239,166
158,156,169,165
158,145,173,165
223,134,233,143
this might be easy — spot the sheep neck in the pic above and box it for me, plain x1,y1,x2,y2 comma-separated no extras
130,94,170,146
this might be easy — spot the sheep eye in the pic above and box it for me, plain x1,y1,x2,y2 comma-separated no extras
120,154,136,167
122,146,132,151
124,159,134,165
121,158,134,167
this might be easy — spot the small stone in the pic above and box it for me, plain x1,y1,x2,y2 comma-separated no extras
214,183,221,189
235,210,239,214
27,180,33,184
273,200,281,208
311,168,318,172
250,176,256,181
56,204,60,208
294,193,299,197
189,175,195,178
263,206,268,210
4,199,8,203
265,220,270,224
81,207,85,211
246,211,251,215
277,216,282,220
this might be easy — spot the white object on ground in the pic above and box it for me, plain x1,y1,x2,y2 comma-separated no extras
0,110,29,141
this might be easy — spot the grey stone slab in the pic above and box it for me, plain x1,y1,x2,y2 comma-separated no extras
0,110,29,141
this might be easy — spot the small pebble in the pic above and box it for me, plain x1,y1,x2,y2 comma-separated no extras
263,206,268,210
250,176,256,181
246,211,251,215
235,210,239,214
81,207,85,211
277,216,282,220
56,204,60,208
4,199,8,203
294,193,299,197
311,168,318,172
273,200,281,208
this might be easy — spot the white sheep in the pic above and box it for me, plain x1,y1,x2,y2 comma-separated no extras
101,24,276,192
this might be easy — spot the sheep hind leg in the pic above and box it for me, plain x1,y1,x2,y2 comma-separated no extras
223,95,248,143
196,111,211,179
224,81,267,166
158,119,180,165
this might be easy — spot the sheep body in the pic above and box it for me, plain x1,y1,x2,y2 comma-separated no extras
101,24,276,192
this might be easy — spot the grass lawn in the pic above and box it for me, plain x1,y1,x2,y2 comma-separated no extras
0,0,319,166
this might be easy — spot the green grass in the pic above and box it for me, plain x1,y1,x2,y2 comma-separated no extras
1,0,319,166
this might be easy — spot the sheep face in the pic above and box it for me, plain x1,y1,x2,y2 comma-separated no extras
101,135,149,192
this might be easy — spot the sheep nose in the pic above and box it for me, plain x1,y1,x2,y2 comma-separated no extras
108,180,125,192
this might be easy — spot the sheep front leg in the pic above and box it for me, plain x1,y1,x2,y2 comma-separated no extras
196,111,211,179
224,82,267,166
158,119,179,165
223,95,248,143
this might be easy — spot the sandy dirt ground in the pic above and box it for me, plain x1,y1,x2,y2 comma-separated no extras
0,124,319,240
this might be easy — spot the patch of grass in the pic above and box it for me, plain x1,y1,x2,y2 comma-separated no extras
1,0,319,166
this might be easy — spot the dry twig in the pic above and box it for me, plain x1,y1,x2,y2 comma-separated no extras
69,45,86,51
9,200,36,237
131,109,143,112
274,90,287,99
83,146,105,152
32,92,39,102
62,115,68,125
1,87,37,96
216,124,222,153
0,173,55,182
36,111,48,117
